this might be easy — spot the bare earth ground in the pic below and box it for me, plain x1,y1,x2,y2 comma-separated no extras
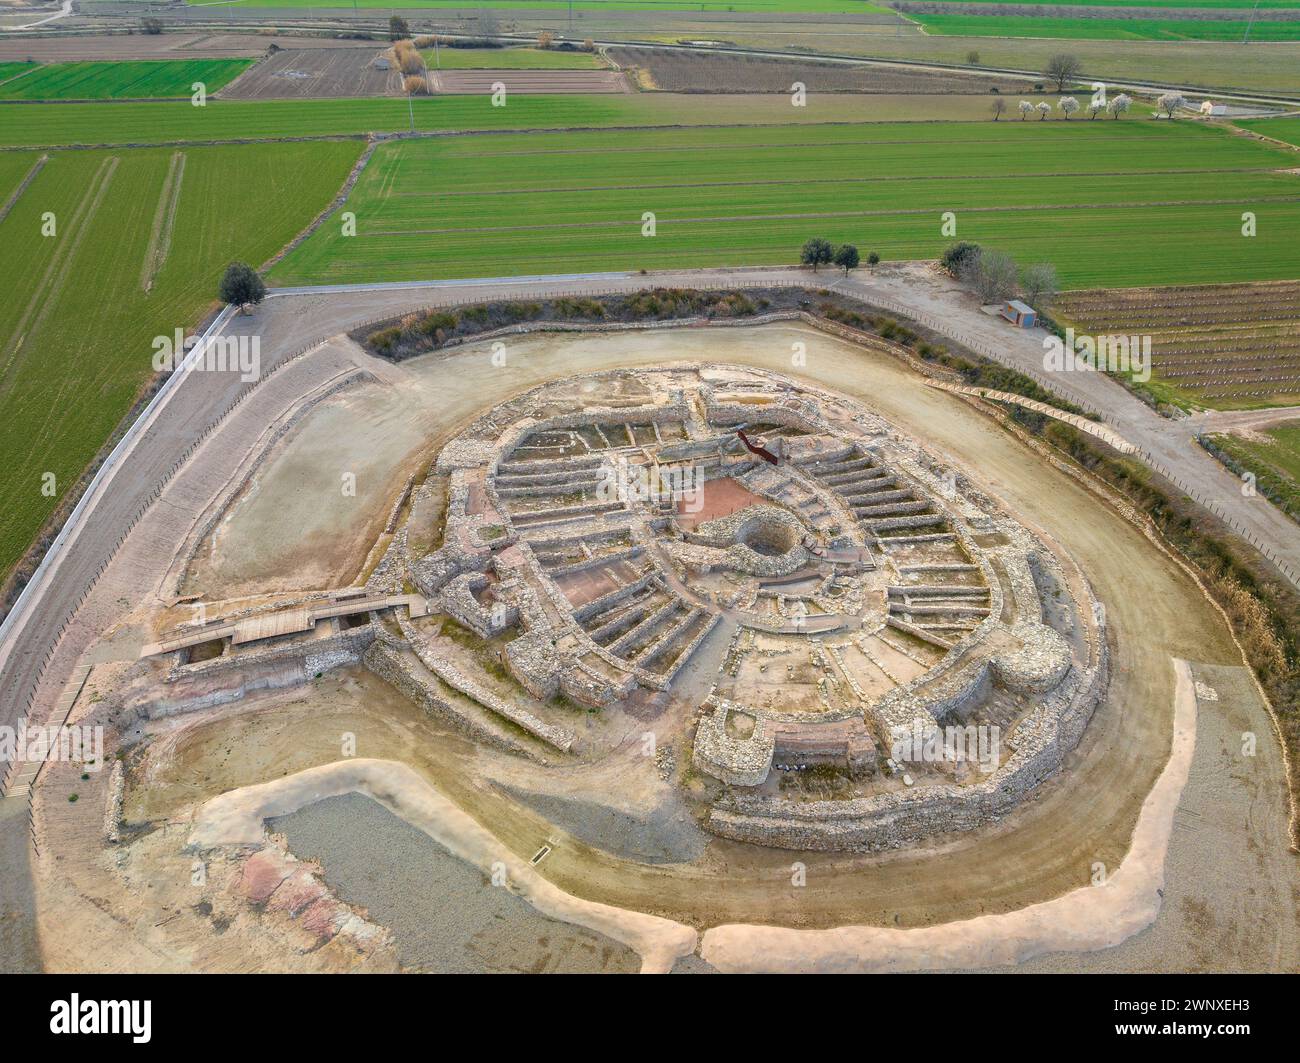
218,47,395,100
610,46,1034,95
429,69,631,94
0,33,283,62
22,323,1297,971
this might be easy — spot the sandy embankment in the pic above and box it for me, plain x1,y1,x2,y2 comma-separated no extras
191,657,1194,974
699,658,1199,973
188,758,699,974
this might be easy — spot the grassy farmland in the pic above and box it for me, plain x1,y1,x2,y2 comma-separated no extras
1207,423,1300,518
0,140,362,584
1239,116,1300,148
271,119,1300,290
904,14,1300,42
0,59,254,101
181,0,893,9
0,93,1083,149
909,14,1300,41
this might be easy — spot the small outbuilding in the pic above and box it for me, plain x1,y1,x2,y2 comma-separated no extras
1000,300,1037,328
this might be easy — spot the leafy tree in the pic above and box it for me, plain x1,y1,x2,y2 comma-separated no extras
800,237,834,272
867,251,881,269
962,249,1018,303
140,16,163,34
991,97,1007,121
833,244,860,274
218,262,266,309
966,50,980,65
1020,262,1059,309
940,241,981,277
1044,53,1082,93
389,15,410,41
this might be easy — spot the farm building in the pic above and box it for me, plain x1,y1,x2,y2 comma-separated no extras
1000,300,1037,328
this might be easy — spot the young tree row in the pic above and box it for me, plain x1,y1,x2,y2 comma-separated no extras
800,238,879,274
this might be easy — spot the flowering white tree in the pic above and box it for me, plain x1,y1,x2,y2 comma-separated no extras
1059,96,1080,119
1157,92,1186,118
1036,101,1052,120
1018,100,1034,120
1108,93,1132,119
1087,98,1105,119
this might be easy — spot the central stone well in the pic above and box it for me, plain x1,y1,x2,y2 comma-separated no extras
738,513,799,557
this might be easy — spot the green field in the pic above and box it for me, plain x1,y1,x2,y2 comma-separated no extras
420,47,606,69
1239,116,1300,148
0,140,362,582
0,93,1059,149
0,60,255,101
1208,423,1300,519
913,0,1300,6
271,119,1300,291
0,62,35,85
184,0,891,9
905,14,1300,41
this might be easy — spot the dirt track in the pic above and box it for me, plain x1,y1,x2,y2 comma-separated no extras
219,47,395,100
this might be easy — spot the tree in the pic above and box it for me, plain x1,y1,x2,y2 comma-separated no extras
1087,99,1105,120
1158,92,1186,119
940,241,981,277
1059,96,1079,120
140,16,163,34
218,262,266,309
538,30,555,49
834,244,860,274
800,237,834,272
962,249,1018,303
1044,53,1082,93
1020,262,1059,310
1018,100,1034,121
991,97,1007,121
1036,101,1052,120
867,251,881,269
1108,93,1132,119
966,50,980,65
389,15,410,41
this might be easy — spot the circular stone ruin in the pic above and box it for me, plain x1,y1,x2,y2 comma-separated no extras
397,364,1109,851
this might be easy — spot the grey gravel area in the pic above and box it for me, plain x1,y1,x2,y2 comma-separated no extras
0,801,40,972
499,784,709,865
270,792,640,973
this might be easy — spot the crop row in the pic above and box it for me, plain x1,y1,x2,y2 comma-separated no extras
0,141,362,581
